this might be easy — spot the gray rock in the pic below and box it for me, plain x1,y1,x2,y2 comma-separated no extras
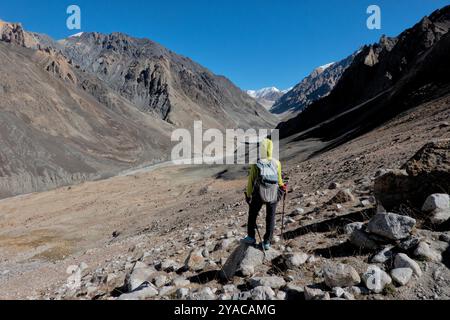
367,213,416,240
250,286,276,300
160,259,179,272
118,284,158,300
172,277,190,287
371,246,395,263
329,189,355,204
343,291,355,300
190,287,216,300
413,242,441,262
154,275,168,288
285,252,309,268
398,236,421,251
348,286,370,296
422,194,450,212
291,208,305,216
362,265,392,294
332,287,345,298
350,229,379,250
304,286,330,300
430,209,450,225
323,263,361,288
184,249,206,271
439,233,450,243
394,253,422,277
343,222,364,235
127,263,156,292
390,268,413,286
159,286,176,297
276,290,287,300
220,243,280,279
248,276,286,289
176,287,189,299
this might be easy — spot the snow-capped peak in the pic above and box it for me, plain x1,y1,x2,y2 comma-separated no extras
69,32,84,38
317,62,335,71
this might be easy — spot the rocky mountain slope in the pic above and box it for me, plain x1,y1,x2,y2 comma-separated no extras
271,55,356,117
0,22,275,198
58,32,275,129
278,6,450,145
0,88,448,300
247,87,290,110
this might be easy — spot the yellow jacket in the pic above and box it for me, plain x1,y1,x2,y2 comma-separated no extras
246,139,283,197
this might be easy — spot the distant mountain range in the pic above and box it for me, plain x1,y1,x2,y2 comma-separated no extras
0,21,275,198
271,55,357,118
246,87,291,110
278,6,450,148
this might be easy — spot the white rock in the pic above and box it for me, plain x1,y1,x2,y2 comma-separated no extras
414,242,441,262
343,222,364,235
250,286,275,300
323,263,361,288
154,275,168,288
285,252,309,268
394,254,422,277
371,246,395,263
118,285,158,300
304,287,330,300
248,276,286,289
367,213,416,240
390,268,413,286
422,194,450,212
176,287,189,299
190,287,216,300
332,287,345,298
362,265,392,294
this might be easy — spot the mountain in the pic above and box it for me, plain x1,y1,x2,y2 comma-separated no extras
58,32,275,129
246,87,291,110
0,22,275,198
271,53,357,117
278,6,450,147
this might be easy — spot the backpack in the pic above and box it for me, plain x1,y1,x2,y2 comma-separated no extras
255,159,279,203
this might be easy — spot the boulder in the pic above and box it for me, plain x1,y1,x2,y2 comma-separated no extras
376,141,450,211
367,213,416,240
184,249,206,272
303,286,330,300
176,287,189,299
220,243,280,280
250,286,276,300
394,253,422,277
285,252,309,268
430,209,450,225
343,222,364,235
190,287,216,300
154,275,168,288
323,263,361,288
118,284,158,300
329,189,355,204
390,268,413,286
172,277,190,287
362,265,392,294
422,194,450,212
127,263,156,292
371,246,395,264
248,276,286,290
413,242,441,262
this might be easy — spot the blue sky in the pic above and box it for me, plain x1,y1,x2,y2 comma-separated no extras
1,0,448,89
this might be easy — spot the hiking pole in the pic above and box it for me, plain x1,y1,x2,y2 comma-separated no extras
281,185,288,242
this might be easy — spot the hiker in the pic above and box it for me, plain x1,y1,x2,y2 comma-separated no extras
243,138,287,250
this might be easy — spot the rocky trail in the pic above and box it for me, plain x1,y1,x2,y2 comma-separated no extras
0,94,448,300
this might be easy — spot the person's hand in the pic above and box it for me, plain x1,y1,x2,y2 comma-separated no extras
245,194,252,205
281,184,288,192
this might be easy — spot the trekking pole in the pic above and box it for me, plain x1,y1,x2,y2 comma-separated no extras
281,187,287,242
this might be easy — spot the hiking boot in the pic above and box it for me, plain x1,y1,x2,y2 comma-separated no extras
242,236,256,245
262,241,271,250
